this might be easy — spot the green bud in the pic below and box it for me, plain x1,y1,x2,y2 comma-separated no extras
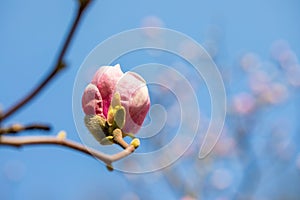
111,92,121,108
130,138,140,149
107,106,115,126
84,115,107,142
114,106,126,129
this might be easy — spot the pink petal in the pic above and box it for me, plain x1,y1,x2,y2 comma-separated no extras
91,64,124,117
114,71,150,134
82,83,103,115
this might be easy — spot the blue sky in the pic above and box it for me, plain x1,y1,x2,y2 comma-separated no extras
1,0,300,199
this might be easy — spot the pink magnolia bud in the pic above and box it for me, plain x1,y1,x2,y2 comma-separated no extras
82,64,150,134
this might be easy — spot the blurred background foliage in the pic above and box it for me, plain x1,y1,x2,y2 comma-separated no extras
1,0,300,199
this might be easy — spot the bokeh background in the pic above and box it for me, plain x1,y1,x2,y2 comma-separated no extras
1,0,300,199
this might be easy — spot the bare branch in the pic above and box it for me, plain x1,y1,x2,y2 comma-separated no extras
0,123,51,135
0,1,91,122
0,0,136,171
0,135,136,168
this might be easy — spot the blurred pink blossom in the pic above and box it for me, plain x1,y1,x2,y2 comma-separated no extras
240,52,261,72
180,195,197,200
257,83,288,104
141,16,164,38
270,40,298,69
232,92,256,115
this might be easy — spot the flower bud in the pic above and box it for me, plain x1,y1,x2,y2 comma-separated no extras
82,64,150,135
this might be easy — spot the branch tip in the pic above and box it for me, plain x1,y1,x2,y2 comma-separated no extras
0,135,136,168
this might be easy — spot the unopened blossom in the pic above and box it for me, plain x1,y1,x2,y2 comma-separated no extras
82,64,150,144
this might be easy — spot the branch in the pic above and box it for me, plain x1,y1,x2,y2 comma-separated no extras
0,123,51,135
0,134,136,169
0,0,91,122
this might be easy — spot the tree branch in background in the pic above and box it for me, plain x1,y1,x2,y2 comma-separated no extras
0,0,91,123
0,123,51,135
0,0,139,169
0,131,137,170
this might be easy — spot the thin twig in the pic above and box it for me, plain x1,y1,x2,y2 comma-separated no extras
0,1,91,122
0,135,136,167
0,123,51,135
112,128,130,149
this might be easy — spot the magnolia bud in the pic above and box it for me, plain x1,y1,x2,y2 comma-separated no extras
82,64,150,137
